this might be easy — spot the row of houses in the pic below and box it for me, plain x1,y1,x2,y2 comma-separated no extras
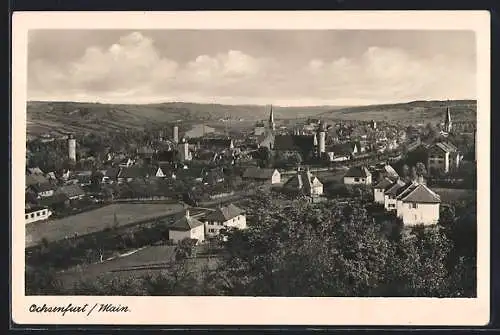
168,204,247,244
373,177,441,226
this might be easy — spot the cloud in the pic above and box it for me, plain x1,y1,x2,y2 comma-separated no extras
28,32,476,105
301,46,475,102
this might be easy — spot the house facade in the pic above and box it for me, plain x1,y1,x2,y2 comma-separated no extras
56,184,85,200
383,179,407,211
395,183,441,226
204,204,247,238
282,168,323,197
242,167,281,184
168,210,205,244
343,166,372,185
25,206,52,225
372,177,394,204
29,183,55,198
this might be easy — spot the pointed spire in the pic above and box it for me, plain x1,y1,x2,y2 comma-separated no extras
268,105,275,131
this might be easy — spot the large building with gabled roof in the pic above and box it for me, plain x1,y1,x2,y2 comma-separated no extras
168,209,205,244
204,203,246,238
395,182,441,226
343,166,372,185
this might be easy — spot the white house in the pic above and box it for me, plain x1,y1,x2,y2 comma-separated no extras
25,206,52,225
204,204,247,238
282,167,323,197
242,167,281,184
168,210,205,244
372,177,395,204
395,183,441,226
343,166,372,185
383,179,408,211
29,183,55,198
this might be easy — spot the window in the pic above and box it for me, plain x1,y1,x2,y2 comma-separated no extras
30,213,34,218
36,212,40,217
354,178,360,182
411,203,418,209
42,210,46,215
25,215,29,220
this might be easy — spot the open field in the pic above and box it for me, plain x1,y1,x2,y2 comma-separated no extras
56,244,221,290
25,203,185,248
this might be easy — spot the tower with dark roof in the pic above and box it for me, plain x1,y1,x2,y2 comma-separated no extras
268,105,275,131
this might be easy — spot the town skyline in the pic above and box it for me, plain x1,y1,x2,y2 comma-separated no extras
28,30,476,106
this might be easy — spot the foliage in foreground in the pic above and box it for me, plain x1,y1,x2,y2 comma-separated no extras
27,194,476,297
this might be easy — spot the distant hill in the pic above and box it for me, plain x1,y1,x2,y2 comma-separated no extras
26,100,476,137
25,101,343,136
318,100,477,124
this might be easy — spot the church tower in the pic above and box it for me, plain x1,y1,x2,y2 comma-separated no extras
444,107,452,133
268,105,275,131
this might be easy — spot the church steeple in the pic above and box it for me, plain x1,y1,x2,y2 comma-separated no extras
444,107,452,133
268,105,275,131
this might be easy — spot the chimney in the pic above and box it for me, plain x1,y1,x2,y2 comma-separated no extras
185,209,190,218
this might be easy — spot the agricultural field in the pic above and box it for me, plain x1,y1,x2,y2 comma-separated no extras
25,203,185,248
56,244,221,290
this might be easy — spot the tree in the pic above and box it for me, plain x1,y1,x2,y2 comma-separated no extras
25,266,62,295
288,152,303,167
402,164,410,179
410,166,418,181
175,238,197,261
415,162,427,177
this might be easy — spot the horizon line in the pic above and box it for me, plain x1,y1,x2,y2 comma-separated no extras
26,98,478,109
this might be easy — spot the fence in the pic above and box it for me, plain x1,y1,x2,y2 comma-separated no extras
113,196,179,204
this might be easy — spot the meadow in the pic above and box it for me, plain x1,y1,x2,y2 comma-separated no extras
25,203,185,248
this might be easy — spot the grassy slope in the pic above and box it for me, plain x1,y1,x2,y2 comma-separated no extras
25,203,185,248
318,100,477,124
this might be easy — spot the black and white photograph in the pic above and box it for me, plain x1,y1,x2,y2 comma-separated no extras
12,11,490,326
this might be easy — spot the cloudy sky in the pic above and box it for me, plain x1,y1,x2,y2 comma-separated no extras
28,30,476,106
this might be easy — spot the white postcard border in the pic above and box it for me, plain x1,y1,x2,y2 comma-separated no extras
11,10,491,326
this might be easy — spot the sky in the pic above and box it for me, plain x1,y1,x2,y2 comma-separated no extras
27,30,477,106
